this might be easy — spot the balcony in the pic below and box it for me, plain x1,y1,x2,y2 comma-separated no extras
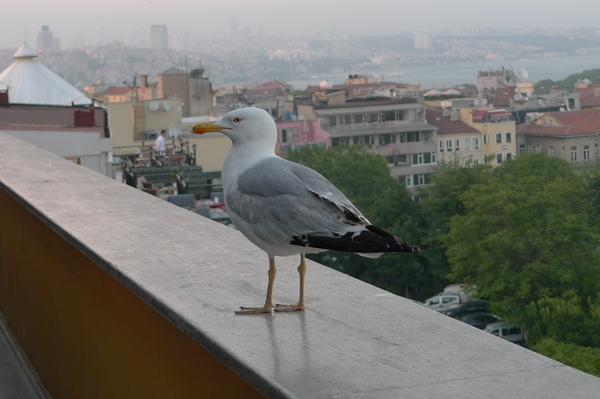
1,132,600,398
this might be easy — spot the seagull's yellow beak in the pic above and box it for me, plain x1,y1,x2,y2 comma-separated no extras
191,121,230,134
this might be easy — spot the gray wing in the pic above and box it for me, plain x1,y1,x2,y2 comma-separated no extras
226,157,369,246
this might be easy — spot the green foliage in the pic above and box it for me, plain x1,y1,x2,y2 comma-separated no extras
532,339,600,377
534,68,600,94
416,161,492,295
445,153,600,346
525,291,600,347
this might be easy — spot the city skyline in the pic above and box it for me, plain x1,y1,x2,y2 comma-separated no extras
4,0,600,50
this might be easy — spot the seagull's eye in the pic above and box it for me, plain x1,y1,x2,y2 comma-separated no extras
232,117,243,123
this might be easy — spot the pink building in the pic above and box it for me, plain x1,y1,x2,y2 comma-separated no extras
275,119,330,155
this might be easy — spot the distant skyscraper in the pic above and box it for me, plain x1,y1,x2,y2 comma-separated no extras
150,24,169,51
37,25,54,52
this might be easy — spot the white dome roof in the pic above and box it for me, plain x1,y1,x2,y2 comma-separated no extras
0,42,91,106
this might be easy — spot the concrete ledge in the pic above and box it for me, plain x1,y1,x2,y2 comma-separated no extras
1,132,599,398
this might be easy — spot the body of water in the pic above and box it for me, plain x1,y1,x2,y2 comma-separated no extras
288,53,600,90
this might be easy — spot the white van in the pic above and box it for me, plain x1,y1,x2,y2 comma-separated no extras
484,322,526,346
424,292,464,311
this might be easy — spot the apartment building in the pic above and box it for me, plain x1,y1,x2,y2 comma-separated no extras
426,108,482,166
456,108,517,165
517,109,600,166
297,95,437,188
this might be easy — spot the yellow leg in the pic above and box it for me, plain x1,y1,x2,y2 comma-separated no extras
275,254,306,312
235,257,276,314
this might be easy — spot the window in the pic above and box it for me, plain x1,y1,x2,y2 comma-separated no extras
484,134,489,144
354,114,364,124
412,152,436,165
473,138,479,150
496,133,502,144
331,137,346,147
358,135,373,145
406,131,421,142
328,115,337,127
413,174,425,186
343,114,352,125
519,144,526,154
413,153,423,165
439,140,444,152
379,134,392,145
281,128,298,144
369,113,380,124
570,146,577,162
397,154,407,165
382,110,396,122
465,138,471,151
446,140,452,151
455,139,460,152
584,145,590,161
496,153,502,163
596,144,599,159
409,173,431,187
506,153,512,160
506,132,512,143
549,145,554,157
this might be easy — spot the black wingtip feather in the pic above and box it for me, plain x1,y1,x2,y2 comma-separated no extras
290,225,420,254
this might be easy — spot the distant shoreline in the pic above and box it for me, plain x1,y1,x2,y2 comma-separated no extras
287,53,600,90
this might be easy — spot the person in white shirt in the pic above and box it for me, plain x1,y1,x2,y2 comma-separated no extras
154,130,167,153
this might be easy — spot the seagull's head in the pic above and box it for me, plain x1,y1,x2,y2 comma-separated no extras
192,107,277,148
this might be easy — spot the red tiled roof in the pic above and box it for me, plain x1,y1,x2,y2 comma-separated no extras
426,108,479,135
516,123,588,136
575,83,600,107
550,109,600,131
517,109,600,136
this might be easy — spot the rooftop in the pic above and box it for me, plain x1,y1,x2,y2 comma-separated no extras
426,108,480,136
0,104,106,133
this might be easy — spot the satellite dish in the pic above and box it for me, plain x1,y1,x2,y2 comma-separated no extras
297,114,305,121
149,101,159,111
515,67,529,80
162,101,171,111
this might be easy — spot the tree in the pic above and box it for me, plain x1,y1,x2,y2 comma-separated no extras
444,154,600,346
286,145,426,298
416,161,492,295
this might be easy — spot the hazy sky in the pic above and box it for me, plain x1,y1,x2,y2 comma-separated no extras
3,0,600,50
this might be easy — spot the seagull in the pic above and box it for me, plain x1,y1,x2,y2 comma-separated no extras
192,107,419,314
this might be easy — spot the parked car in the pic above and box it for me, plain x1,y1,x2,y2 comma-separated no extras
484,322,526,346
459,312,500,330
442,300,489,318
424,292,464,311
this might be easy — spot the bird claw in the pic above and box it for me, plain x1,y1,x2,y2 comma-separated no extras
274,303,304,312
234,305,274,315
